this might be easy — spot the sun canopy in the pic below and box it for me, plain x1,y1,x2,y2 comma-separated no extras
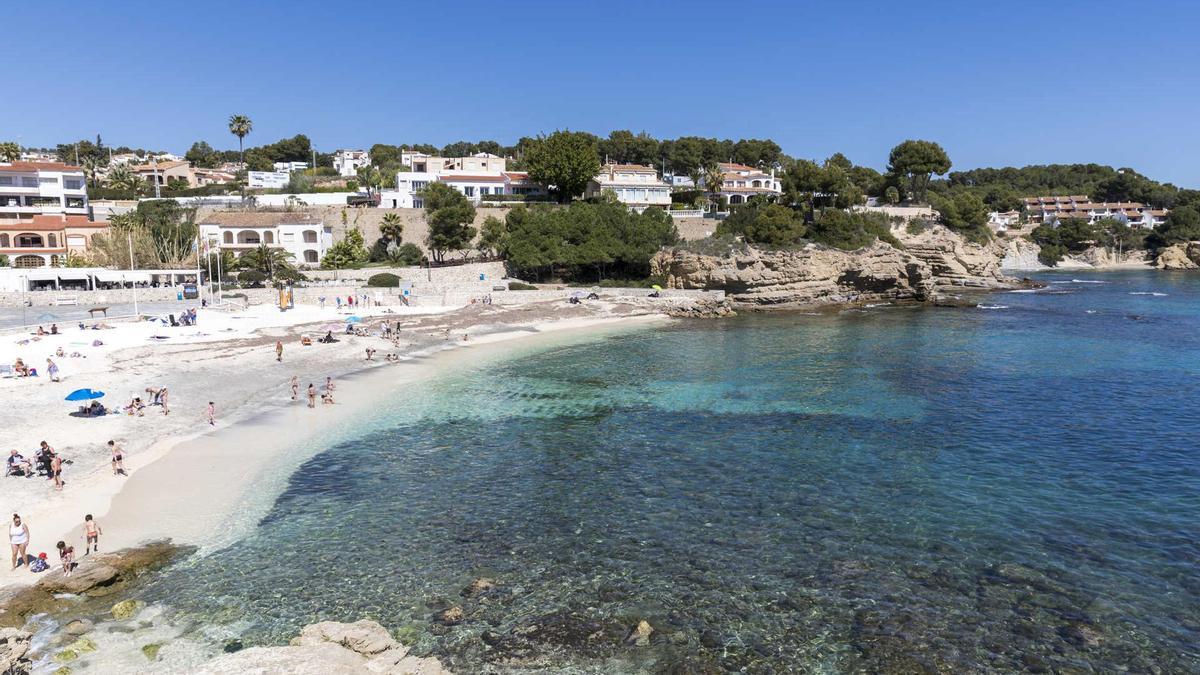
64,388,105,401
94,271,152,283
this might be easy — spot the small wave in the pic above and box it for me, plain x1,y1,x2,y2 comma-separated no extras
864,303,891,308
977,305,1009,310
1085,310,1097,314
1070,279,1108,284
1129,292,1168,296
1007,289,1038,294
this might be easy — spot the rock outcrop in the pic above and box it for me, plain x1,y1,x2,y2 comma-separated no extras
1155,242,1200,269
651,227,1020,309
194,620,449,675
999,237,1046,271
0,541,186,628
0,628,32,675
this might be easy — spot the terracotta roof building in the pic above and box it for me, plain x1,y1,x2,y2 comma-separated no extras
0,214,110,268
0,162,90,226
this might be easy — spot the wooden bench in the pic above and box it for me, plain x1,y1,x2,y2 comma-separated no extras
87,307,109,318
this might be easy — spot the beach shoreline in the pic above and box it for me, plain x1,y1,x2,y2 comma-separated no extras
0,298,670,595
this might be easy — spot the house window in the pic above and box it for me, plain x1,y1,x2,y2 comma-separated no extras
464,186,475,197
65,179,83,190
16,234,44,247
303,230,317,243
47,234,57,247
304,250,319,263
0,234,8,246
282,232,295,242
0,176,12,185
223,231,233,244
40,176,58,184
22,178,38,187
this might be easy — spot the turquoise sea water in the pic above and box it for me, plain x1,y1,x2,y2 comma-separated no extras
138,270,1199,673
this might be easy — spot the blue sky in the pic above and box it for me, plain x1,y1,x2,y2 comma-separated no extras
5,0,1198,186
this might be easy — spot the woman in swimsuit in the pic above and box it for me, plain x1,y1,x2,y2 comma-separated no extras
9,514,29,570
108,440,127,476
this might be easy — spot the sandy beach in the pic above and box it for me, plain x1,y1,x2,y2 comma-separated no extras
0,296,670,592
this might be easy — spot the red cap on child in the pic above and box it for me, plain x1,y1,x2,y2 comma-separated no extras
38,552,47,559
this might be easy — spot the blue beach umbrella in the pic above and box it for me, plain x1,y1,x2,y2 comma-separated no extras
64,388,105,402
346,316,362,323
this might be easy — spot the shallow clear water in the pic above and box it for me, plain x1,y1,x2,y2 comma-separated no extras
137,270,1200,673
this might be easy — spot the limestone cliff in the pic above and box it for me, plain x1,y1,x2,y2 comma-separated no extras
1154,242,1200,269
651,227,1020,309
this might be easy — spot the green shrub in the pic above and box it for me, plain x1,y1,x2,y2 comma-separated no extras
367,273,401,287
392,242,424,266
508,281,538,290
237,270,267,286
480,193,554,203
0,254,8,267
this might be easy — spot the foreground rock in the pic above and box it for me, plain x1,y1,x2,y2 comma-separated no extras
0,628,32,674
1155,241,1200,269
194,620,449,675
0,541,186,628
651,227,1022,309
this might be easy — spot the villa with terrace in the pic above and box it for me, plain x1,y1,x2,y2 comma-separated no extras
198,212,333,266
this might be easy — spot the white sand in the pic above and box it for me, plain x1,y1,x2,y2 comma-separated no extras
0,300,667,590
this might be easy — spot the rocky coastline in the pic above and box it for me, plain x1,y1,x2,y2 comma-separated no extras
651,226,1030,310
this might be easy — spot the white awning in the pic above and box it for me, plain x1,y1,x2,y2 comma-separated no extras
94,271,152,283
55,270,92,281
25,270,61,281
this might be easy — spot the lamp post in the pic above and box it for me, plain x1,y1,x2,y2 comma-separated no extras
152,157,161,199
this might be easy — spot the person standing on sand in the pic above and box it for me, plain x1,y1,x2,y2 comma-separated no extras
207,401,216,426
276,340,284,362
290,376,299,401
46,358,60,382
307,383,316,408
160,387,169,415
10,514,29,570
50,451,63,491
108,440,127,476
83,514,102,554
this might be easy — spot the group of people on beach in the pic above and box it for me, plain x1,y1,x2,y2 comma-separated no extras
7,442,67,490
290,375,336,407
10,512,103,576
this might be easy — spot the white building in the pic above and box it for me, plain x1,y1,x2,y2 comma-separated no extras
1022,196,1167,229
273,161,309,173
18,151,58,163
198,212,333,266
585,164,672,212
0,162,89,225
380,170,546,208
333,149,370,177
400,151,507,173
711,162,782,205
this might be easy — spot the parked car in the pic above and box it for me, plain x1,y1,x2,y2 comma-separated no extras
182,283,199,299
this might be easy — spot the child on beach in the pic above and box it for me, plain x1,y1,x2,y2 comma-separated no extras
84,515,102,554
56,541,74,576
46,358,60,382
276,340,284,362
160,387,169,415
207,401,216,426
50,451,63,491
108,440,127,476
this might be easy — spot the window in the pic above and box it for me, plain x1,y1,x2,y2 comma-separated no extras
16,234,44,247
282,232,295,242
0,176,12,185
0,234,8,246
66,198,85,208
304,250,319,263
263,231,274,244
39,176,58,184
14,254,44,268
22,178,38,187
65,179,83,190
47,234,57,247
464,186,475,197
480,187,489,195
223,231,233,244
303,230,318,243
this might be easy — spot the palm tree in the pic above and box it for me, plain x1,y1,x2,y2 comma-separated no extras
703,163,725,212
379,212,404,244
0,142,20,162
237,244,294,278
228,115,253,164
80,156,106,188
105,163,140,191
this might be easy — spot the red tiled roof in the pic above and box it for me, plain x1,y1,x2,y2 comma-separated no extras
132,160,189,172
0,215,108,231
0,161,82,173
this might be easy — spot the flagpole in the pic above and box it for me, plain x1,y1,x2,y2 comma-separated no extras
127,231,139,318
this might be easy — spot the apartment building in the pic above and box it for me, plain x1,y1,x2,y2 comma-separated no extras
400,151,508,173
333,149,370,177
1023,196,1167,229
585,164,672,211
131,160,196,189
0,214,109,268
380,170,546,208
198,212,333,266
0,162,89,225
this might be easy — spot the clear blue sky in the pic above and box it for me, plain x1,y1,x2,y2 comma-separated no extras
5,0,1198,186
